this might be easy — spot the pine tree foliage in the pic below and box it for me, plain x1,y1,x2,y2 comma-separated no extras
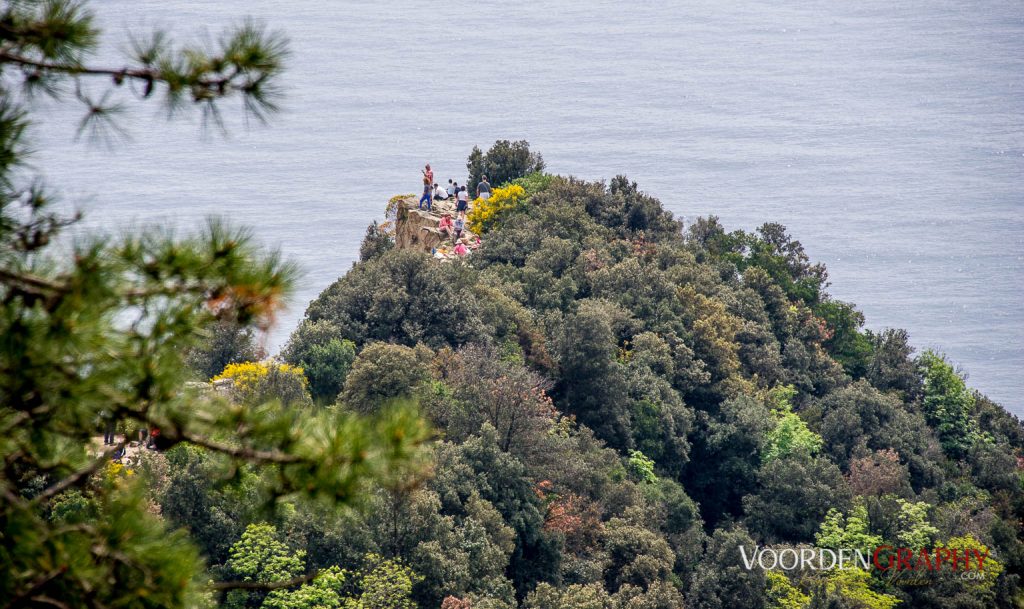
0,3,429,606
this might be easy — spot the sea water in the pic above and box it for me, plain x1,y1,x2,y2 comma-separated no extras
32,0,1024,413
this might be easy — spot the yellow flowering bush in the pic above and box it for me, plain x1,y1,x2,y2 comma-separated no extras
103,461,134,484
213,361,312,407
467,184,526,234
215,361,267,390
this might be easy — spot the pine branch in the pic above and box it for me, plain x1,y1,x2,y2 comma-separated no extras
3,567,68,609
31,442,123,505
0,266,66,297
0,50,243,94
168,429,302,465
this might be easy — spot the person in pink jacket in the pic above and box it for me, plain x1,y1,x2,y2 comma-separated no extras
438,214,454,239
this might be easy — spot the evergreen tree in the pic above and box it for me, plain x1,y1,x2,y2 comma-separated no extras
0,3,428,606
919,350,980,457
466,140,545,194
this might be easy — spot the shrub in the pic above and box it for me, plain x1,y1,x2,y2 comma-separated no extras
282,319,356,403
919,350,980,458
339,343,432,414
213,361,312,408
510,172,556,196
360,220,395,262
762,386,823,463
467,184,526,235
466,140,545,195
185,318,261,380
626,450,657,484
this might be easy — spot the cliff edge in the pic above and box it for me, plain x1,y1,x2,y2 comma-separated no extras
392,195,477,259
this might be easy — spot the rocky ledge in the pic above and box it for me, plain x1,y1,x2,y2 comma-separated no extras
391,195,478,259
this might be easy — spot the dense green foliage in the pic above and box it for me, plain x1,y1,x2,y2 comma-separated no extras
277,165,1024,608
187,318,263,380
3,3,1023,607
282,320,356,403
466,140,545,195
0,3,428,607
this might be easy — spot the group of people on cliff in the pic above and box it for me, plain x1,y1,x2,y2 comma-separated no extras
419,163,489,257
419,163,492,212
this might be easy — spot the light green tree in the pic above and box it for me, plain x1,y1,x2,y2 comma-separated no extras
814,568,899,609
765,571,810,609
525,583,614,609
262,554,421,609
357,553,421,609
894,499,938,550
227,523,306,584
626,449,658,484
919,350,980,457
815,501,884,556
261,566,353,609
224,523,306,609
762,386,822,463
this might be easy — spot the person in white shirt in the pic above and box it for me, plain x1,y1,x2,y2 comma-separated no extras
456,186,469,218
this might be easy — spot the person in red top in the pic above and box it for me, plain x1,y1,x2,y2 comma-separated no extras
419,163,434,210
438,213,454,239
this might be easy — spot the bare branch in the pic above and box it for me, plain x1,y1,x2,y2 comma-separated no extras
0,50,237,92
169,429,301,465
3,567,67,609
25,597,69,609
210,571,319,591
0,267,66,297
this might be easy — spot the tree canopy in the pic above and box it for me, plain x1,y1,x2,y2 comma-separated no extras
0,3,427,606
3,4,1023,609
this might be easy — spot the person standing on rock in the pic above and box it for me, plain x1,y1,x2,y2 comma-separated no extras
456,185,469,218
419,163,434,210
102,410,116,445
477,175,492,201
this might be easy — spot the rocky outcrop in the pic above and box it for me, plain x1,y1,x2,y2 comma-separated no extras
393,195,477,258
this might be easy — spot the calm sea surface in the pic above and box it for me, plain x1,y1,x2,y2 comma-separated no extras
34,1,1023,413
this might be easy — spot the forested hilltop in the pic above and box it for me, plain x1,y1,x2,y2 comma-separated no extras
1,3,1021,606
209,144,1022,609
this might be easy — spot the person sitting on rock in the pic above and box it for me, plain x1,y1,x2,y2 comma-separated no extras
453,215,465,240
447,179,456,200
438,213,454,238
454,240,469,257
433,183,448,200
